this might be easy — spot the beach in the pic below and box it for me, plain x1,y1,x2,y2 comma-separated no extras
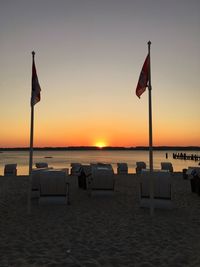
0,173,200,267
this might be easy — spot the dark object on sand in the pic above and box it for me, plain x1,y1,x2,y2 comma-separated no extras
190,169,200,195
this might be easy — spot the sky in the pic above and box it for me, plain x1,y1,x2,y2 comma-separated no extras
1,0,200,148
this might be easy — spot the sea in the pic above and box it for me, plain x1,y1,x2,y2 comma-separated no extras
0,150,199,175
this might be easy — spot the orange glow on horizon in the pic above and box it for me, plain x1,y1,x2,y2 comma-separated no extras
1,117,200,148
95,141,107,148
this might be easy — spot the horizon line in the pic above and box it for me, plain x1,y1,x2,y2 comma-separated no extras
1,145,200,151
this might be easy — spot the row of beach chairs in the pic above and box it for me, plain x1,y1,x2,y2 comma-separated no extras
67,161,173,176
30,163,115,204
3,161,174,210
3,161,174,176
30,165,174,209
4,162,200,211
3,161,182,210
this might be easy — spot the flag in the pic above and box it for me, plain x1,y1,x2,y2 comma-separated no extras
136,54,150,98
31,53,41,105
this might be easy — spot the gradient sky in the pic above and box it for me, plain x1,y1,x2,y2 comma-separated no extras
1,0,200,147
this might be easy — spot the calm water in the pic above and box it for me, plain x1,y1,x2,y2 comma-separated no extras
0,150,199,175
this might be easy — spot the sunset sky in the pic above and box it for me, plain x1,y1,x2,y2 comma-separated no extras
1,0,200,148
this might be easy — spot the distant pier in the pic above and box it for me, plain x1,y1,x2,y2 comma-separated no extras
173,152,200,161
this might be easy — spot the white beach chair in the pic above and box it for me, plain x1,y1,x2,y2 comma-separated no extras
4,164,17,176
139,170,173,209
117,163,128,174
136,162,146,174
31,168,69,199
161,162,173,173
87,164,115,196
39,170,70,205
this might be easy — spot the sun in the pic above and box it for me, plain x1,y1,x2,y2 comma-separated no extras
95,141,107,148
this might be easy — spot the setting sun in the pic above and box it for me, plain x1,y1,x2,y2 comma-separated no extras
95,141,107,148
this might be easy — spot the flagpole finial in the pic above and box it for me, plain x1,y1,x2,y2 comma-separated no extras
148,41,151,55
148,41,151,48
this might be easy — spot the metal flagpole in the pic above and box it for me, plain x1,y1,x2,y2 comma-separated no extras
148,41,153,172
27,101,34,214
147,41,154,216
29,103,34,175
29,51,36,176
27,51,35,214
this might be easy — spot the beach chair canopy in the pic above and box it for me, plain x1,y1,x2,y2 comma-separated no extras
87,163,115,191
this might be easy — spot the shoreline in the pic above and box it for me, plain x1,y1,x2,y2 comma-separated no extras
1,146,200,151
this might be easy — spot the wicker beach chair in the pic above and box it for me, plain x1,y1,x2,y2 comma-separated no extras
139,169,173,209
117,163,128,174
186,167,200,194
4,164,17,176
87,163,115,196
136,162,146,174
39,169,70,205
161,162,173,173
70,163,82,176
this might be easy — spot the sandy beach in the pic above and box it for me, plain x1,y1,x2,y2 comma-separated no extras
0,173,200,267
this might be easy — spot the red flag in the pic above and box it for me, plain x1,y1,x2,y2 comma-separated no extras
31,53,41,106
136,54,150,98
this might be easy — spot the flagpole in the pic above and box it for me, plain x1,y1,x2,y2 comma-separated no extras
28,51,35,214
147,41,154,216
27,104,34,214
29,51,36,175
148,41,153,171
29,102,34,175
